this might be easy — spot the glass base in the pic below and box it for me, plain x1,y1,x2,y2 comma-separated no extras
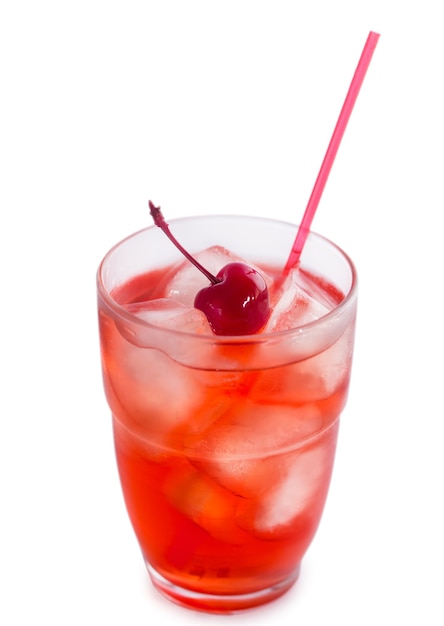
146,562,300,613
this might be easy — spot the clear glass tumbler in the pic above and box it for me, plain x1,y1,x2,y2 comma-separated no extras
97,215,357,613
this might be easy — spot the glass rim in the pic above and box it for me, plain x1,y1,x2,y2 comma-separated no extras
97,215,358,344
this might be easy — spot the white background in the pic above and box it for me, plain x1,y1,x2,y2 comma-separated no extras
1,1,443,624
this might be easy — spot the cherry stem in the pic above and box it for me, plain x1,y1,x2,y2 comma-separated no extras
149,201,220,285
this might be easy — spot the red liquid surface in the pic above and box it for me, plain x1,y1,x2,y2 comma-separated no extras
99,265,353,611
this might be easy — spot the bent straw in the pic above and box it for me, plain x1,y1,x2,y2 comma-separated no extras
284,31,380,273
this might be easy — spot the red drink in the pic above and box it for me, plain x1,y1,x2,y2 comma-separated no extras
97,216,357,612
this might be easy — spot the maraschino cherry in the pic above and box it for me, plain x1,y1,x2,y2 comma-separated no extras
149,201,270,335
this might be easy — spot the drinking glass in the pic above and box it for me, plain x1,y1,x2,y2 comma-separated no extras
97,215,357,613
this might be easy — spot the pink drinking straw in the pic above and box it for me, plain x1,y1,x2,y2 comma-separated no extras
284,31,380,273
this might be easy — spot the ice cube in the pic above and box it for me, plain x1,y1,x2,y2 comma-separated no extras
310,326,355,397
115,298,223,368
123,299,212,334
235,443,333,539
185,400,324,498
250,332,352,405
266,268,331,333
163,245,273,306
254,446,327,526
254,266,355,367
103,319,208,454
163,462,251,544
163,245,237,306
